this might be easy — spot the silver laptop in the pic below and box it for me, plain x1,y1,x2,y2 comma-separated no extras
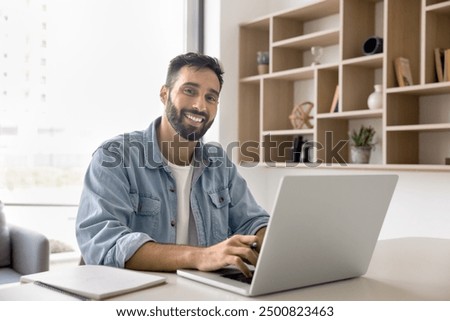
177,174,398,296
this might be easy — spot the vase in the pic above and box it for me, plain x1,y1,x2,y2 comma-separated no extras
350,146,372,164
367,84,383,110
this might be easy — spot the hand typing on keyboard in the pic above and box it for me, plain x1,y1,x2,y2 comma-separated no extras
195,228,266,278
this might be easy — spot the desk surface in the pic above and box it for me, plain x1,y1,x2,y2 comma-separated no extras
1,237,450,301
114,237,450,301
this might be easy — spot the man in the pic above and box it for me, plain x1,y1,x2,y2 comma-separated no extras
76,52,269,277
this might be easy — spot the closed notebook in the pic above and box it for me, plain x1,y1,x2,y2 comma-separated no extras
20,265,166,300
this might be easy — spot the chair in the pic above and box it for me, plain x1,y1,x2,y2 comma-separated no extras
0,202,50,285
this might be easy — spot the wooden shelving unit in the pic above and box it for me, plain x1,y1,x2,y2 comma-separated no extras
238,0,450,170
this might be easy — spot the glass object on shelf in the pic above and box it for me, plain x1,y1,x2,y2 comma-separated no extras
311,46,323,66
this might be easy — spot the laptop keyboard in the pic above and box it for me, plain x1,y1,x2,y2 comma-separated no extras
218,269,253,284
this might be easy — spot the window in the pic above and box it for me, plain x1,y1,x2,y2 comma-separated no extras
0,0,189,205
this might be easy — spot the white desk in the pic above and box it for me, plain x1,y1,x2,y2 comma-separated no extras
1,237,450,301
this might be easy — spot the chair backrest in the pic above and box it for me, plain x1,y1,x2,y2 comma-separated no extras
0,201,11,267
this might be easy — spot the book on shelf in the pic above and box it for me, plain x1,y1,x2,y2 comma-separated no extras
434,48,445,82
394,57,413,87
445,49,450,82
436,48,450,82
329,85,339,113
19,265,166,300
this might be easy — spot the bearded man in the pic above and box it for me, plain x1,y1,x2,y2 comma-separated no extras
76,53,269,278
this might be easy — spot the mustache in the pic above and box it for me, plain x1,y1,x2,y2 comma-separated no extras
181,108,209,119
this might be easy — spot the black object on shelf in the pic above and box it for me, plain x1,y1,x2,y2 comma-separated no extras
363,36,383,55
292,136,312,163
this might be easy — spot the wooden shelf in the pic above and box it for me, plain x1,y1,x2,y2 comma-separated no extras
238,0,450,170
386,123,450,132
386,82,450,95
240,75,264,84
266,67,315,81
262,129,314,136
274,0,340,24
318,109,383,119
426,1,450,14
342,54,384,68
273,28,340,50
254,162,450,172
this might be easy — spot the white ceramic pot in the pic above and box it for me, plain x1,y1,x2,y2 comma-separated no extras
367,84,383,110
350,146,372,164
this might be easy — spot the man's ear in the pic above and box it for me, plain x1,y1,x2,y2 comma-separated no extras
160,85,168,104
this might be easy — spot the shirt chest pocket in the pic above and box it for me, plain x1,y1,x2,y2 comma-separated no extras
208,188,231,209
137,196,161,215
207,188,231,243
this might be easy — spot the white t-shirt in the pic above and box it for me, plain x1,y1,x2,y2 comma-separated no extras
167,161,194,245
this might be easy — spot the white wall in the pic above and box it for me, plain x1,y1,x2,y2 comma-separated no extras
239,167,450,240
205,0,450,240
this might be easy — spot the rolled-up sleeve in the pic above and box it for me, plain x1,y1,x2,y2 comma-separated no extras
76,147,153,268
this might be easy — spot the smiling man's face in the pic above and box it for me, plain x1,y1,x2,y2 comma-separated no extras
161,66,220,141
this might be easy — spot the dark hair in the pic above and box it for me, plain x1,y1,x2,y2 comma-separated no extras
165,52,224,91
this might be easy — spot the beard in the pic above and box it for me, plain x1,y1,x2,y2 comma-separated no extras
165,95,214,141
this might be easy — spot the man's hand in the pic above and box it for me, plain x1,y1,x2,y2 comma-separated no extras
125,228,267,278
195,235,260,277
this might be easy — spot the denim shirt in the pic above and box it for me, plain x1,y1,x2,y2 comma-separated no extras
76,117,269,268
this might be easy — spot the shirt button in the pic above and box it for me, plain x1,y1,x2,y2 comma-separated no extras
170,220,176,227
219,197,224,203
169,187,175,193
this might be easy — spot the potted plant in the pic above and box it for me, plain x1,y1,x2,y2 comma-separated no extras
256,51,269,74
350,125,375,164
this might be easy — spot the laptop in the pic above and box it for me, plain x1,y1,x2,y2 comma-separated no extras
177,174,398,296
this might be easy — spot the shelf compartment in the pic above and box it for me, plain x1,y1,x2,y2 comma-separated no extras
424,1,450,84
317,66,339,114
386,131,419,164
342,0,384,60
272,28,340,50
316,118,350,165
262,131,315,164
238,82,261,163
316,116,384,165
261,79,295,132
341,63,383,112
272,0,340,43
239,18,271,78
386,0,421,89
261,78,317,132
386,130,450,165
386,91,450,127
271,29,339,72
262,134,301,163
